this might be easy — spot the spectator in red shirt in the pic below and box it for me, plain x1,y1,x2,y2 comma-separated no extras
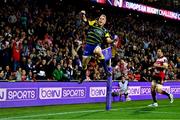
12,38,22,72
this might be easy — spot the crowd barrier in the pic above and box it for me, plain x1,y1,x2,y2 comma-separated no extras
0,82,180,108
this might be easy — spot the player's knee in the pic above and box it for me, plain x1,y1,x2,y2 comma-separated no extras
156,88,162,93
94,46,102,54
156,85,163,93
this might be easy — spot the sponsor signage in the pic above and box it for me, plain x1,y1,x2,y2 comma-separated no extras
90,87,106,97
0,89,6,101
128,86,141,96
0,82,180,108
170,87,180,94
62,87,86,98
124,1,180,20
39,87,62,100
39,87,86,99
0,88,37,101
140,87,151,95
92,0,180,21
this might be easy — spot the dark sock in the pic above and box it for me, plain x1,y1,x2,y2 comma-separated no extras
161,91,170,98
151,90,157,102
124,93,128,99
100,59,109,73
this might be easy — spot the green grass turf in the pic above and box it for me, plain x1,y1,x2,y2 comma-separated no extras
0,99,179,120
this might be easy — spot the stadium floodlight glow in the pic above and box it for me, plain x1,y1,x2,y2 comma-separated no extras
91,0,180,21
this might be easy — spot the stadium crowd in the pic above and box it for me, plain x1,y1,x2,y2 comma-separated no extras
0,0,179,82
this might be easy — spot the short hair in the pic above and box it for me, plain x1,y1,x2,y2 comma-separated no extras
157,48,165,53
120,74,125,79
100,14,106,19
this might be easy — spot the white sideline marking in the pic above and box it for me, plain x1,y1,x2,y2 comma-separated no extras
0,105,177,120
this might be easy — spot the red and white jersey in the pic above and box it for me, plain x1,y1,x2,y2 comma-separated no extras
154,56,168,74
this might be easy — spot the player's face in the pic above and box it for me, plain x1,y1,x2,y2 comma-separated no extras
98,15,106,27
157,49,163,57
122,76,125,82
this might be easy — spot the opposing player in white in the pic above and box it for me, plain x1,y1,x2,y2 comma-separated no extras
148,49,174,107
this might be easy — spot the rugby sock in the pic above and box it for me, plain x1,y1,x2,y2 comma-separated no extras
124,93,128,98
151,90,157,102
161,91,170,98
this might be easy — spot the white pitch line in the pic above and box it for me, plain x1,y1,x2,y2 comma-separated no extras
0,105,177,120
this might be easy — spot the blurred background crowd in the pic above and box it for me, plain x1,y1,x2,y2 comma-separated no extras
0,0,179,82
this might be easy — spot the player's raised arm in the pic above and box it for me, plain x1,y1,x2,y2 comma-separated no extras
80,10,97,26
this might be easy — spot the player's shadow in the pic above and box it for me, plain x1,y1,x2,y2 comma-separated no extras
132,107,156,115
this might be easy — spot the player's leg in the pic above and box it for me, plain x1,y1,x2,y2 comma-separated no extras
156,72,174,103
79,44,94,83
93,46,111,76
151,80,157,103
156,82,174,103
119,92,122,101
148,80,158,107
124,90,131,101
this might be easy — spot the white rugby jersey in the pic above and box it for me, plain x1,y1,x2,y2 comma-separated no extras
119,80,129,91
154,56,168,73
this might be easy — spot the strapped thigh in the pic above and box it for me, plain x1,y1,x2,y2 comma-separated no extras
93,45,103,57
156,84,163,93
